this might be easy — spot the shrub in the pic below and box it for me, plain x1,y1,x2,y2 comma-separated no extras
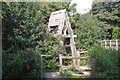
2,49,42,78
89,46,119,79
112,28,120,39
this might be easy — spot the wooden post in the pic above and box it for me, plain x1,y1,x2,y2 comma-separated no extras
105,40,107,49
116,40,118,50
101,41,102,46
59,54,62,72
110,40,111,47
91,58,96,78
40,55,43,78
77,51,80,68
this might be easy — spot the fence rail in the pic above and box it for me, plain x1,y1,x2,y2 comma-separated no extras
101,40,120,50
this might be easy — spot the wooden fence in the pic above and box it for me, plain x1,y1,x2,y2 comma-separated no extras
59,54,96,77
101,40,120,50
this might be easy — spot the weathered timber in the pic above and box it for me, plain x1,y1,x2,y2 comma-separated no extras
59,54,62,72
48,9,78,66
61,56,91,59
79,51,88,53
76,51,80,68
48,9,93,77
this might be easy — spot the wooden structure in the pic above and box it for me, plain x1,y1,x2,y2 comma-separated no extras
59,54,96,77
48,9,78,66
48,9,94,77
101,40,120,50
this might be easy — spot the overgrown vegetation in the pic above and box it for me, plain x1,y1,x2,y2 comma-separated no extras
2,2,68,78
2,1,119,79
90,46,119,79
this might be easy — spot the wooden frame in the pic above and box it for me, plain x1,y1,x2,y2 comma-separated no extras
48,9,78,66
59,54,91,71
59,54,96,77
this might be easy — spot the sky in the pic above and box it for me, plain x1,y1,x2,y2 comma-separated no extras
71,0,93,14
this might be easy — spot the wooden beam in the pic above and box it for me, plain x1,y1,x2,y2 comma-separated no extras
61,56,91,59
40,55,51,57
79,51,88,54
59,54,62,71
61,34,77,38
77,51,80,67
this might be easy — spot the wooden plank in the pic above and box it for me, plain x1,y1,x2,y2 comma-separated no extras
61,66,70,68
110,40,111,47
61,66,92,71
79,51,88,53
61,56,91,59
61,34,77,38
78,66,91,70
105,40,107,48
41,55,51,57
59,54,62,71
69,72,90,76
48,9,66,27
81,71,91,76
61,66,71,70
77,51,80,67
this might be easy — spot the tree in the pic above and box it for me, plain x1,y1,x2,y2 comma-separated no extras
2,2,72,78
71,13,105,50
91,2,120,39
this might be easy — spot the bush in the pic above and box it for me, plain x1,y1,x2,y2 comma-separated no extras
2,49,42,78
89,46,119,79
112,28,120,39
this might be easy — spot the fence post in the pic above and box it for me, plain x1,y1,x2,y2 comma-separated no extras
77,51,80,68
59,54,62,72
40,54,43,78
105,40,107,48
116,40,118,50
110,40,111,47
91,58,96,78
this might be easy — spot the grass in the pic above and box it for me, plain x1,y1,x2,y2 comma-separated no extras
61,69,89,78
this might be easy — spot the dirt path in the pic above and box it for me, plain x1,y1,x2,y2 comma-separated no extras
44,72,63,79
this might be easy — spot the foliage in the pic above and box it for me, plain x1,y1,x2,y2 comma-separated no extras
89,46,119,79
2,2,45,78
2,1,119,79
41,36,62,72
91,2,120,39
80,53,90,66
2,2,70,78
3,49,41,78
112,27,120,39
71,13,104,51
